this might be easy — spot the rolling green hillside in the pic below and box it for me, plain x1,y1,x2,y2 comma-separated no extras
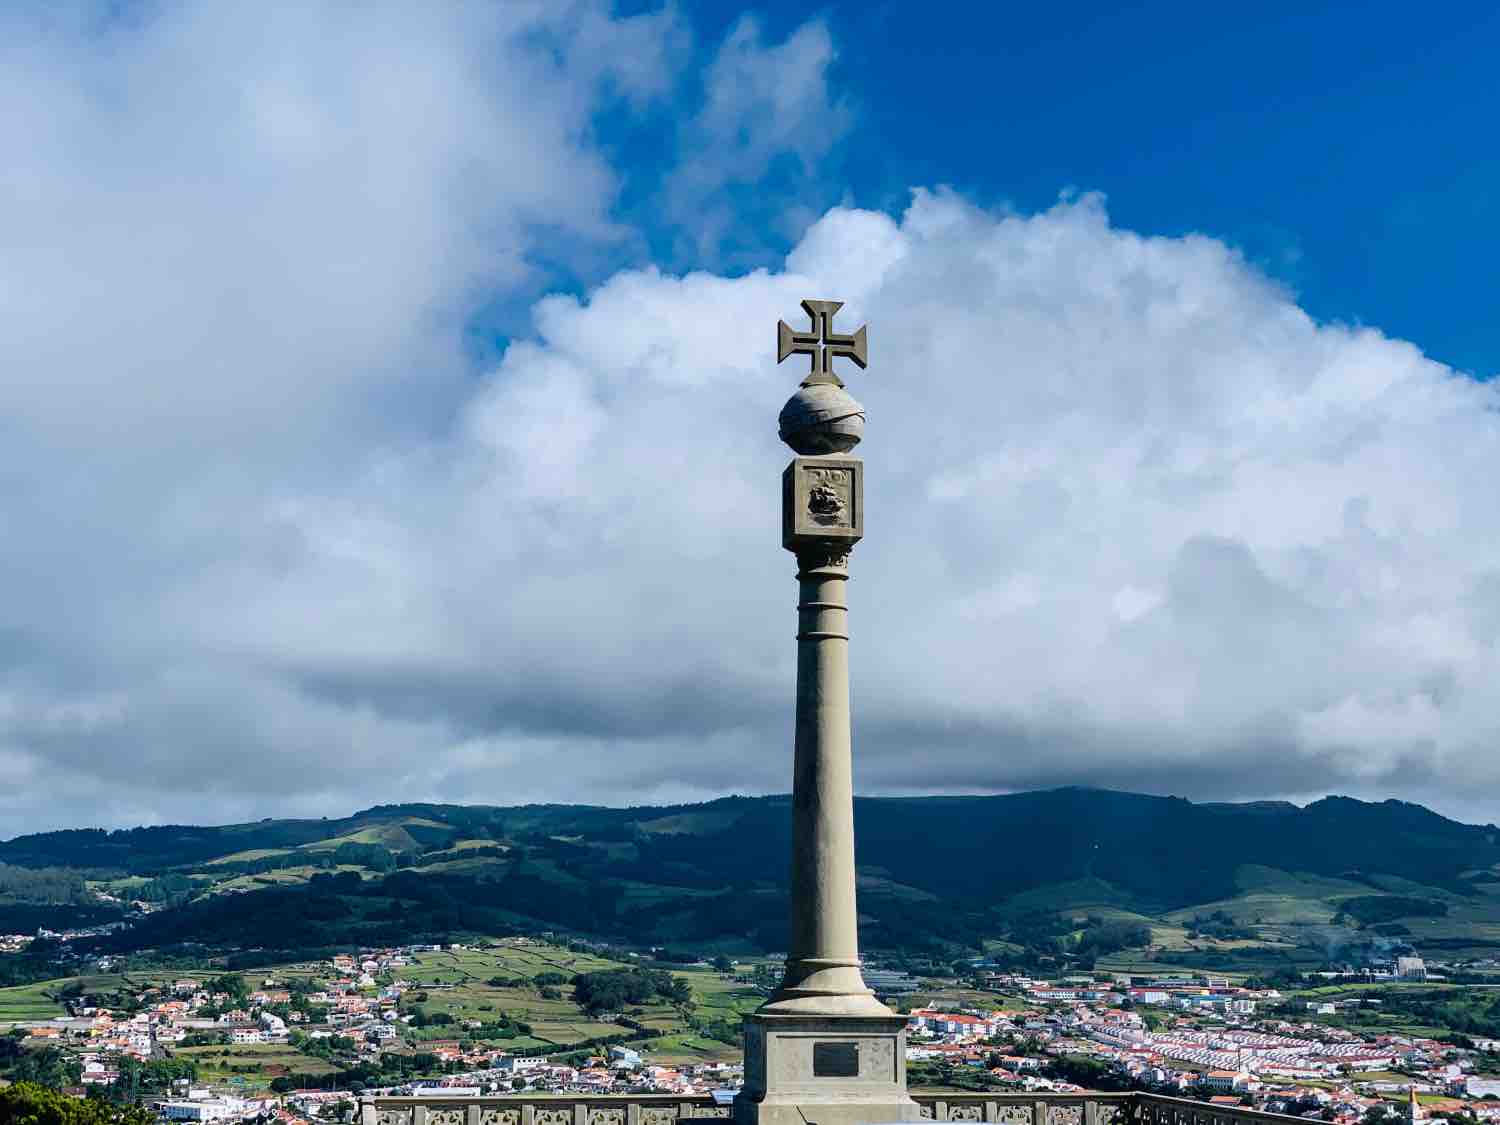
3,788,1500,970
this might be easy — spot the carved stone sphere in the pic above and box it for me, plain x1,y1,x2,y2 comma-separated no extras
778,382,865,454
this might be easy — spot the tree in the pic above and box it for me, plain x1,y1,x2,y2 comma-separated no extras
0,1083,154,1125
0,1044,82,1088
208,973,249,1001
114,1058,197,1098
570,969,691,1016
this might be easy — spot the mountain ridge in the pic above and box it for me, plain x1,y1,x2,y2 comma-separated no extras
3,786,1499,971
8,784,1497,854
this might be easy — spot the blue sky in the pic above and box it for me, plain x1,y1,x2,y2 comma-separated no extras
668,1,1500,377
5,1,1500,834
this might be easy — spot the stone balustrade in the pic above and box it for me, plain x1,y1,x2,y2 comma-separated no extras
362,1091,1307,1125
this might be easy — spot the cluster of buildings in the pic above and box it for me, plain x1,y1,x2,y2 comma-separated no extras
11,947,426,1089
27,1004,179,1084
15,935,1500,1125
7,941,749,1112
897,971,1500,1124
387,1051,743,1098
985,972,1265,1017
1311,959,1436,984
152,1088,357,1125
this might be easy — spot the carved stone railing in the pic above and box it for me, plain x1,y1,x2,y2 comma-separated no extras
361,1095,730,1125
362,1091,1304,1125
909,1092,1132,1124
1132,1094,1308,1125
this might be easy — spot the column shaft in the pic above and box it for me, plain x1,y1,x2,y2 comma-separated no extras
766,550,885,1013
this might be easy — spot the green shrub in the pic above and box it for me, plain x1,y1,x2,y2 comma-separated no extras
0,1083,154,1125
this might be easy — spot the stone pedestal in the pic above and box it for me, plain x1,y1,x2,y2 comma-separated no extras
735,1012,917,1125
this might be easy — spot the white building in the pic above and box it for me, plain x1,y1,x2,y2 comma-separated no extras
495,1056,546,1074
609,1046,643,1068
159,1099,241,1122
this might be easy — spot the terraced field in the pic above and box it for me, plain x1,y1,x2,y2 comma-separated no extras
173,1043,343,1091
397,944,760,1055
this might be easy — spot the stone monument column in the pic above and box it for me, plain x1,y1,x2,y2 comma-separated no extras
778,539,871,1009
736,300,918,1125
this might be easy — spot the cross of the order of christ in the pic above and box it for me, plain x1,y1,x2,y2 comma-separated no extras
777,299,868,387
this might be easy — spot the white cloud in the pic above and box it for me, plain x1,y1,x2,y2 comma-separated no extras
119,189,1497,831
5,9,1500,835
665,15,849,263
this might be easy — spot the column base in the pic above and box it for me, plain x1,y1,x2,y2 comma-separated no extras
762,957,896,1017
735,1010,919,1125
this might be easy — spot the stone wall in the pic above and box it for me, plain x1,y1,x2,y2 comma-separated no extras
363,1091,1301,1125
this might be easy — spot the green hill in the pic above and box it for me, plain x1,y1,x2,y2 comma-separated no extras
3,788,1499,971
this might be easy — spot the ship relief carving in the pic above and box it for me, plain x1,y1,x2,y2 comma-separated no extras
1048,1106,1083,1125
805,467,851,527
808,483,845,524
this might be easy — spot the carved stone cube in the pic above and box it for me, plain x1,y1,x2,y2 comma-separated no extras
782,456,863,553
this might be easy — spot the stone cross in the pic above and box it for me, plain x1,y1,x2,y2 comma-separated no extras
777,299,868,387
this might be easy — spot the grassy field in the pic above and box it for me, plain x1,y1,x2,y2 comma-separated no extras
173,1043,342,1091
211,865,371,894
1282,981,1500,1039
987,863,1500,971
1093,954,1259,978
689,970,763,1020
397,943,761,1054
202,848,296,866
636,1031,738,1064
0,978,70,1021
393,945,626,1049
